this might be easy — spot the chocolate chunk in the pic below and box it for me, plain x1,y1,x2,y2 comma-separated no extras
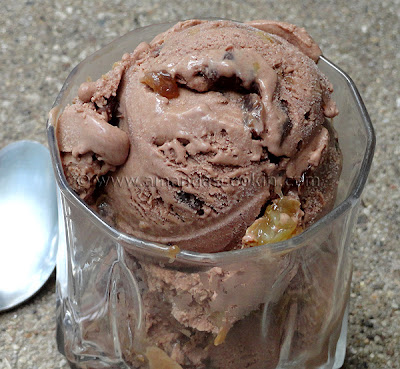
268,151,281,165
280,99,289,114
176,191,204,213
280,118,293,145
250,81,260,94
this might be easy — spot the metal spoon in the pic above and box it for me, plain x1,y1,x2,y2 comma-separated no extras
0,140,58,311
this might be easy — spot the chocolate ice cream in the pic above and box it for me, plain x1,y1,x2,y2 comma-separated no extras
55,19,343,369
57,19,340,253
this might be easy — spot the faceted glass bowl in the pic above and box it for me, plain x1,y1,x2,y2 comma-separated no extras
47,21,375,369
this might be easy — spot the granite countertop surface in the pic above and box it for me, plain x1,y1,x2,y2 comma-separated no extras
0,0,399,368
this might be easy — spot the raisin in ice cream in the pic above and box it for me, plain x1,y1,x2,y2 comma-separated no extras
57,19,341,253
55,19,343,369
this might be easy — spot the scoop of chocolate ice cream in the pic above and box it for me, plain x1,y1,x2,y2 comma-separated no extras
57,19,340,252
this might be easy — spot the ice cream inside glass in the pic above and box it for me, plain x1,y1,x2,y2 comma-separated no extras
48,20,375,369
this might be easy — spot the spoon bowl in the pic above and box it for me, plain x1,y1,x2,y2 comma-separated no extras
0,140,58,311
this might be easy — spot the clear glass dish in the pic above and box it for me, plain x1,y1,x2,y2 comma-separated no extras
47,21,375,369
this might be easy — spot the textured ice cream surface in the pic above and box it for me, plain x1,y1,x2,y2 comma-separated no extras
142,255,294,335
122,249,297,369
57,19,341,253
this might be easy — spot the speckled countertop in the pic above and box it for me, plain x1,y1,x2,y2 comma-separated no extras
0,1,399,368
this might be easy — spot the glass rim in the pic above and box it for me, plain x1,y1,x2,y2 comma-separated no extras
47,21,376,266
